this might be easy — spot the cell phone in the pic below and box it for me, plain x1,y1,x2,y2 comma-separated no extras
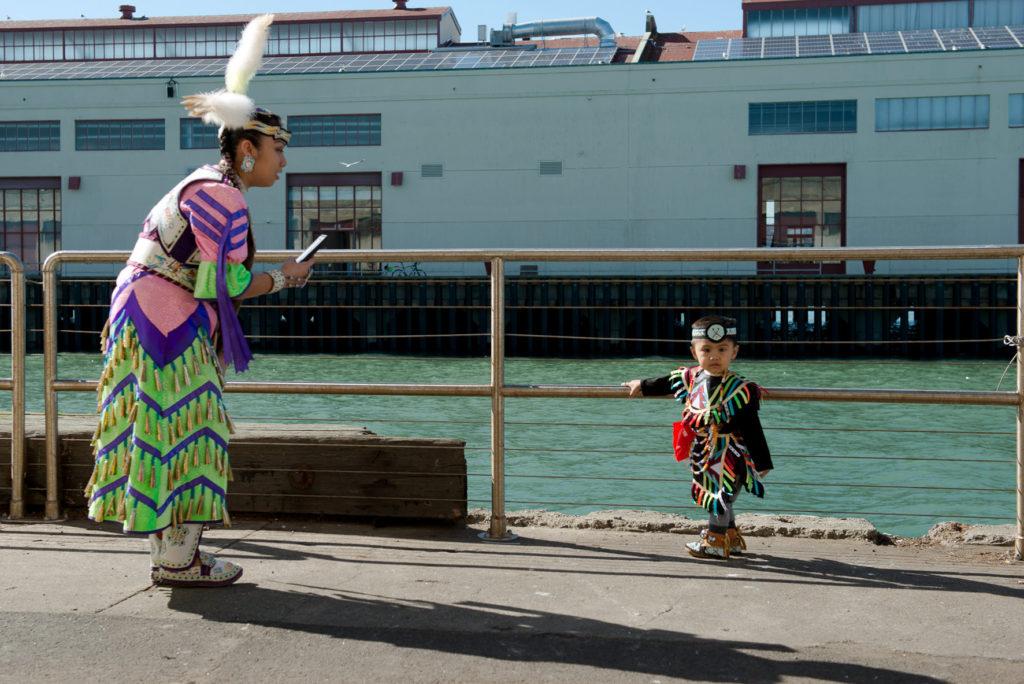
295,234,328,263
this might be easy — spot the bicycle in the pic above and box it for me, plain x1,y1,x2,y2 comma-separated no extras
382,262,426,277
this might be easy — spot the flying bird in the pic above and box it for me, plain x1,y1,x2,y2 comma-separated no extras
338,159,365,168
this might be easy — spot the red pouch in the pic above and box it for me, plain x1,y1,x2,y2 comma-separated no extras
672,421,695,462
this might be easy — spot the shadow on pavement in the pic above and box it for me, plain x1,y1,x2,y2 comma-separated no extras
167,584,943,683
223,534,1024,601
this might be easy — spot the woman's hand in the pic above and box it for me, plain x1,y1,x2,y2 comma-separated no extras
621,379,643,398
280,259,313,288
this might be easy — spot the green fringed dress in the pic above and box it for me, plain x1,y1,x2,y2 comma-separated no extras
84,166,254,533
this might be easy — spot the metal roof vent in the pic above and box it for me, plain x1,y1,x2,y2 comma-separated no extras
119,5,136,20
491,16,617,48
421,163,443,178
394,1,409,9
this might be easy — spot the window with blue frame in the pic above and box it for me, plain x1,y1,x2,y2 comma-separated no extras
0,121,60,152
746,7,850,37
856,1,969,32
75,119,165,150
1010,94,1024,127
749,100,857,135
875,95,989,131
974,0,1024,27
288,114,381,147
179,118,219,149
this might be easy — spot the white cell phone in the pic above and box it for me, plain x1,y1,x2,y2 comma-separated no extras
295,234,328,263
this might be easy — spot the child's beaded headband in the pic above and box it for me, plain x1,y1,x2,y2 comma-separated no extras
692,323,737,343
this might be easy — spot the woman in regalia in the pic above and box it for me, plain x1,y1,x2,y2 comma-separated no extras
83,15,312,586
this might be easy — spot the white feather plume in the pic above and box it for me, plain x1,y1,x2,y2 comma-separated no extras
181,91,255,129
225,13,274,95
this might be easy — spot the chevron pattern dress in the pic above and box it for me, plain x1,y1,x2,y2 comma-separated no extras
84,169,253,533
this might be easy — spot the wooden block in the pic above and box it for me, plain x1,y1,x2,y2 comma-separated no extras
2,415,467,521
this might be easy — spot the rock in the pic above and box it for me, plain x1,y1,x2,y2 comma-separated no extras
923,521,1015,546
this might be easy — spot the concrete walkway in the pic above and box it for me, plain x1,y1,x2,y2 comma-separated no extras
1,518,1021,683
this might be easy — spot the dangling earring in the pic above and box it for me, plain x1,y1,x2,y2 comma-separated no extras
240,155,256,173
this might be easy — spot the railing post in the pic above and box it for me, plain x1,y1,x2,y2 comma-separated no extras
1016,257,1024,561
43,258,60,520
7,256,25,519
482,256,516,541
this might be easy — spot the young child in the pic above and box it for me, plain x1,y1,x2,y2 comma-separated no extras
623,315,772,559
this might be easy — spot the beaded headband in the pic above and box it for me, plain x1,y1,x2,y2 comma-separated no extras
692,323,737,343
244,117,292,144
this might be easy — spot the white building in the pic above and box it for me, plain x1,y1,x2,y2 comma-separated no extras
2,0,1024,275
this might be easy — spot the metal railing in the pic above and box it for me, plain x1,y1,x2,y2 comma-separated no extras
0,253,26,519
39,246,1024,559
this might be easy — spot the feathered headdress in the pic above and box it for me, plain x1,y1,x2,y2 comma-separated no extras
181,14,274,130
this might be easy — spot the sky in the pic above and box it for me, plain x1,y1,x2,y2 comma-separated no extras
3,1,744,36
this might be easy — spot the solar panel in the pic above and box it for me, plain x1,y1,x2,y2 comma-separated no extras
687,24,1024,62
475,51,503,67
831,33,869,55
728,38,763,60
973,25,1019,48
901,29,942,53
866,32,906,54
763,36,797,58
936,28,982,51
692,39,730,61
453,54,482,69
797,35,832,57
1007,25,1024,46
0,46,618,81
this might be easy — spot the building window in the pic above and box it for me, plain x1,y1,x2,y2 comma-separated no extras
875,95,989,131
267,22,343,55
758,164,845,275
0,121,60,152
65,28,155,60
746,8,850,37
154,26,241,59
749,100,857,135
0,177,61,270
75,120,165,151
343,19,438,52
286,173,382,271
1,17,441,63
856,1,969,32
974,0,1024,27
0,30,65,61
179,118,219,150
288,114,381,147
1011,95,1024,127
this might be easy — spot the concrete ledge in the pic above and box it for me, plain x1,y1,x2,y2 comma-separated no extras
468,508,1016,547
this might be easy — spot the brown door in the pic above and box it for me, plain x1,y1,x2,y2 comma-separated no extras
758,164,846,274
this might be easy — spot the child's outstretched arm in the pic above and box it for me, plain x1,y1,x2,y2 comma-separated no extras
621,375,673,398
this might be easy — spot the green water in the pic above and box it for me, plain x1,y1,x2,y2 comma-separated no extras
18,354,1017,537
